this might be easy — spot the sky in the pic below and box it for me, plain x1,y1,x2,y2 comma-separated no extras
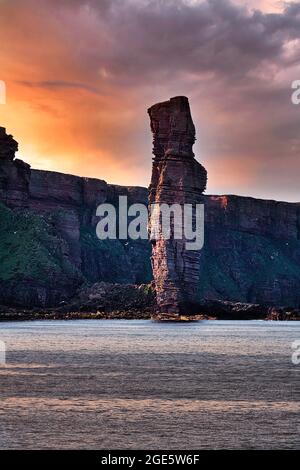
0,0,299,201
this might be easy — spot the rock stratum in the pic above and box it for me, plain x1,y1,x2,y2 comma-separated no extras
0,118,300,312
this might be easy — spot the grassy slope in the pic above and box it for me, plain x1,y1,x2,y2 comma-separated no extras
0,203,81,284
198,228,300,305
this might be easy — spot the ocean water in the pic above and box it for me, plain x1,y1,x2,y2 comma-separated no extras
0,319,299,449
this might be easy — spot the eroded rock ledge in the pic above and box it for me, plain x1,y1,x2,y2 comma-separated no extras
0,283,299,322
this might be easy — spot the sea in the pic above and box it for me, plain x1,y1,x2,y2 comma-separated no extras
0,319,299,449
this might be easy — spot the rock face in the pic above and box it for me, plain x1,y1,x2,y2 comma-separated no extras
148,96,207,315
0,127,18,161
0,128,151,307
0,127,31,208
200,195,300,306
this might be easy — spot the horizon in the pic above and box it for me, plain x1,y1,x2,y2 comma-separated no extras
0,0,300,202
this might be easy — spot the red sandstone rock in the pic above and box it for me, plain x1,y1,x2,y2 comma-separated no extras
0,127,18,161
148,96,207,316
0,127,31,208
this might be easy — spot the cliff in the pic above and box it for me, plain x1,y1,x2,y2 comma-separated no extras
0,127,151,306
202,195,300,306
0,127,300,308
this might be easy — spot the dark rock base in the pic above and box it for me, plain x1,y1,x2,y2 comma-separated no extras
0,283,299,321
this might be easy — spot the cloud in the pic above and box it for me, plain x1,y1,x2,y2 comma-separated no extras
17,80,99,94
0,0,299,200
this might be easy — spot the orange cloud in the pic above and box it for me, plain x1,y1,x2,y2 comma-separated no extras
0,0,299,201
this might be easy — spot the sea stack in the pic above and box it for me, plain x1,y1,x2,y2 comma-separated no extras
148,96,207,319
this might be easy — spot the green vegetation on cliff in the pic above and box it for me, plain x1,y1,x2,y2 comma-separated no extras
80,225,152,284
198,228,300,306
0,203,79,281
0,203,82,306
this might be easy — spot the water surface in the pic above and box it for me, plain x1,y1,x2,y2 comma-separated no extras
0,320,299,449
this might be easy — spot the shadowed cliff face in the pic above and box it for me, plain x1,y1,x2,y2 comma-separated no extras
0,128,152,307
0,127,31,209
201,195,300,307
0,127,18,161
0,126,300,309
148,97,207,315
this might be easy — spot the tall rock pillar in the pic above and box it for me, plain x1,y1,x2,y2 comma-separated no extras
148,96,207,318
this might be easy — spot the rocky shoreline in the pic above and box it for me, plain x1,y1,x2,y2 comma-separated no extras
0,282,299,322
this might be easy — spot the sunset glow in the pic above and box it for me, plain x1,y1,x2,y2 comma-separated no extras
0,0,299,200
